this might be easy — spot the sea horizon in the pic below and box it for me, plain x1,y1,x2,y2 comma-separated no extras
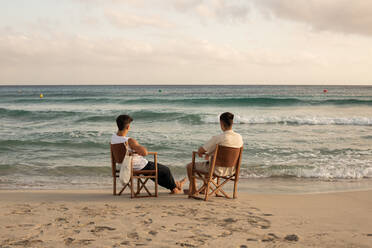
1,84,372,87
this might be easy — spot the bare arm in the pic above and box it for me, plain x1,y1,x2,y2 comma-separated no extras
197,146,206,158
128,138,148,156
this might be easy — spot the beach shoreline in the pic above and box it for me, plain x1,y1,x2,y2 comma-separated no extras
2,177,372,195
1,189,371,247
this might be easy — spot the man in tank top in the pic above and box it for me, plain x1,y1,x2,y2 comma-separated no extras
111,115,186,194
185,112,243,195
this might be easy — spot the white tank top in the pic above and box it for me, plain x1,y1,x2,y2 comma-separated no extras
111,133,148,170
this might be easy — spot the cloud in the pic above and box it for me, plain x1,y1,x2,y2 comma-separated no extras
81,16,101,26
172,0,249,23
76,0,249,25
0,27,326,82
104,9,174,29
255,0,372,36
0,28,244,68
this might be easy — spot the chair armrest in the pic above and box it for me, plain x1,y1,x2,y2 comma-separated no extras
192,151,198,169
147,152,157,161
145,152,158,170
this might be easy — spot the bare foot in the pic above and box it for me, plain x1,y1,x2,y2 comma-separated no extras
175,178,187,190
170,188,183,194
184,188,207,196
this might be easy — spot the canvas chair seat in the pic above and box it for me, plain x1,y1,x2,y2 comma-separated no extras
193,168,236,178
114,169,155,175
110,143,158,198
190,145,243,201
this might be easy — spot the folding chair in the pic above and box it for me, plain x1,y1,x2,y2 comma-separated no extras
110,143,158,198
190,145,243,201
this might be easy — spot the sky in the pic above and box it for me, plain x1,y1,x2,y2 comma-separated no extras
0,0,372,85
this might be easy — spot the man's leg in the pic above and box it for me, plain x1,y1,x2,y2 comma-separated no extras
143,162,184,193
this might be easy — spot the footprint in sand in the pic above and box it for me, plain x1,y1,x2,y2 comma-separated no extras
268,233,280,239
64,237,74,245
261,233,280,242
246,215,271,229
261,237,275,242
10,239,43,246
127,232,139,240
143,218,152,224
55,217,69,224
262,213,273,216
18,224,35,227
284,234,299,242
133,242,146,246
91,226,116,233
11,206,33,215
218,230,233,237
76,239,95,245
223,217,237,223
175,242,197,247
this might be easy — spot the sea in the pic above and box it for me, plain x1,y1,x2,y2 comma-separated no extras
1,85,372,193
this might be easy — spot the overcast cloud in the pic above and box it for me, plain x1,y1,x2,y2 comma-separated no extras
0,0,371,84
255,0,372,36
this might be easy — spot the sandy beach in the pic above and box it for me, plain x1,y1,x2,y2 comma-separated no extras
1,188,371,248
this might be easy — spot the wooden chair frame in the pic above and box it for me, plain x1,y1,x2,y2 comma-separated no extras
110,143,158,198
190,145,243,201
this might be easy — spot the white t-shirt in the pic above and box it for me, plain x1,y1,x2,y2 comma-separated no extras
203,130,243,154
202,129,243,176
111,133,148,170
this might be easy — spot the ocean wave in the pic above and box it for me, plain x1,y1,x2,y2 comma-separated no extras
0,139,106,150
1,107,204,124
3,96,372,106
239,164,372,179
128,110,203,124
204,115,372,126
1,163,371,180
10,97,113,104
121,97,372,106
2,106,371,126
75,110,203,124
0,108,82,120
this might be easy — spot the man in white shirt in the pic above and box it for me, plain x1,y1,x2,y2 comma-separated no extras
111,115,186,194
186,112,243,195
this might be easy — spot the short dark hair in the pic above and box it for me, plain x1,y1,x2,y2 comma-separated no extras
116,115,133,131
220,112,234,128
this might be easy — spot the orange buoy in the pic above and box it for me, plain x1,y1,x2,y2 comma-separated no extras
323,89,328,93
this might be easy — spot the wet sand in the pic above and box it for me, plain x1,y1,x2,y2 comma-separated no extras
0,189,371,247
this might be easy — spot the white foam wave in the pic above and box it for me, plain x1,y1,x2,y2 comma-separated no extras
203,115,372,126
240,164,372,179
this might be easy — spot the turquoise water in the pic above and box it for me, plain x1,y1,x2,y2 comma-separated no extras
0,85,372,189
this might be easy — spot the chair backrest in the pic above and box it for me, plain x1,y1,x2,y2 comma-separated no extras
214,145,243,168
110,143,127,164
